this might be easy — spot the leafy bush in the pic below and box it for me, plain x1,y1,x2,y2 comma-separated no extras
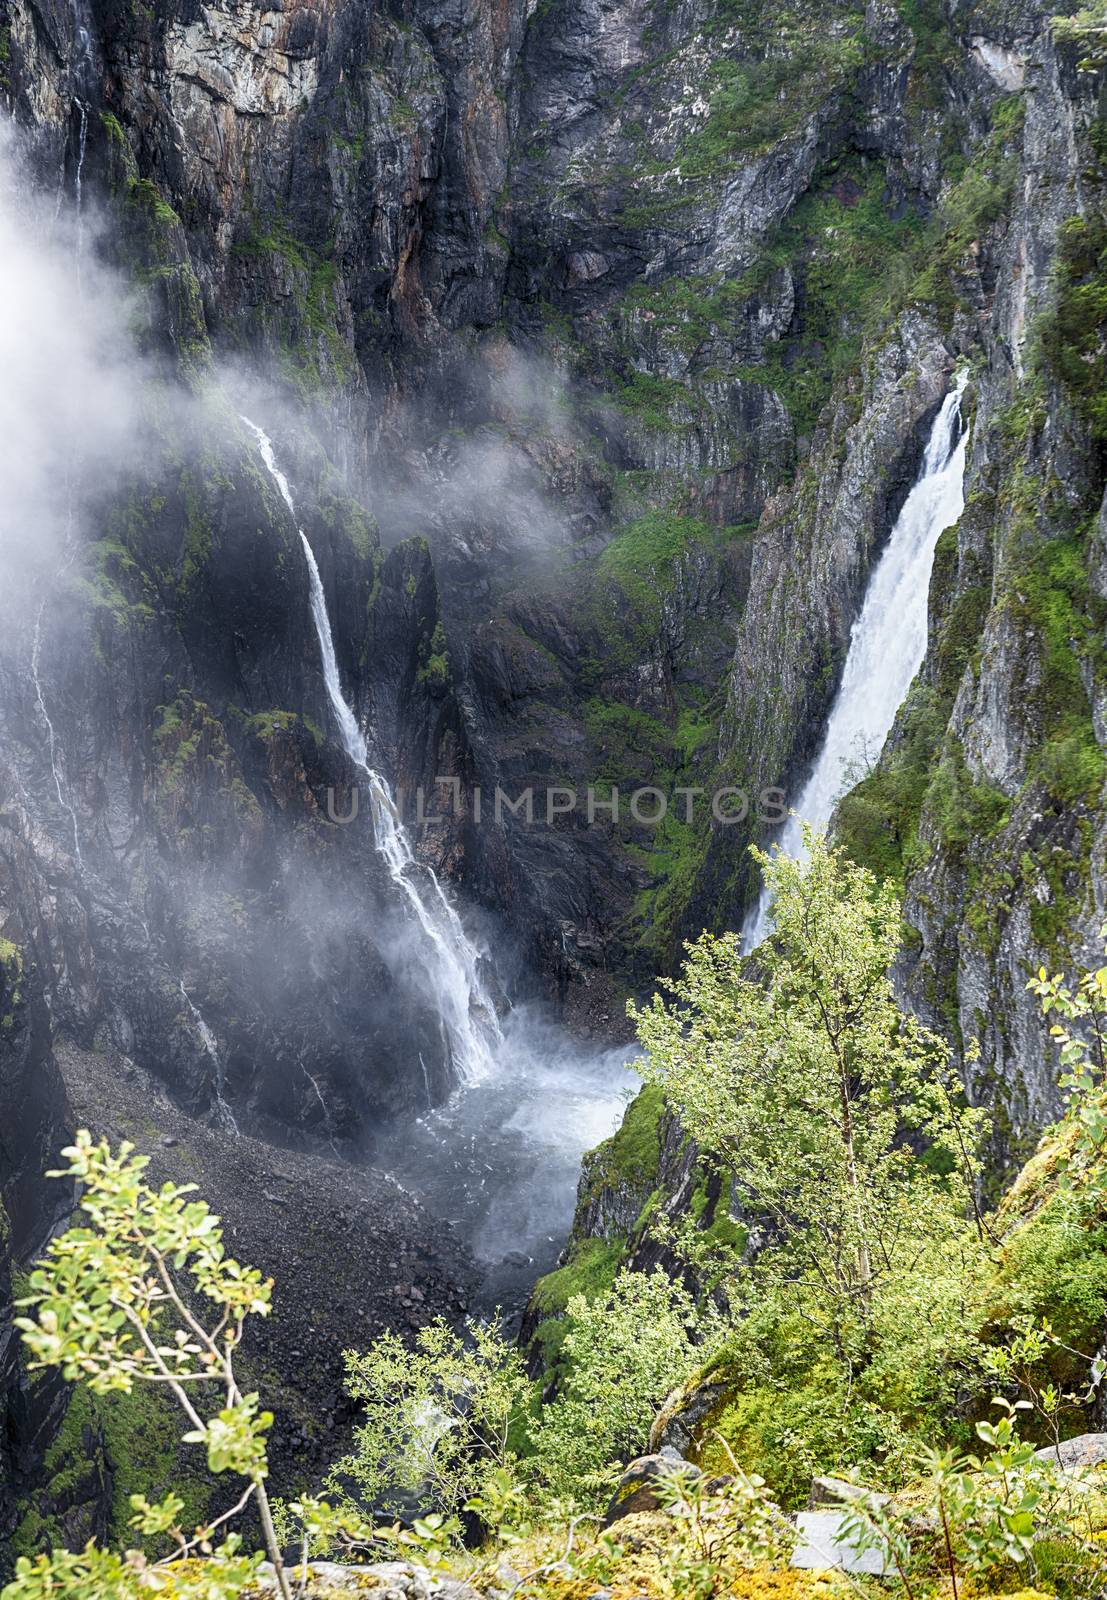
529,1270,712,1509
11,1133,286,1597
324,1316,530,1524
632,830,988,1370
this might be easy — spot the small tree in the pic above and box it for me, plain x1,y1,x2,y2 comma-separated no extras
630,829,987,1370
13,1132,292,1600
1028,939,1107,1187
324,1315,530,1531
529,1269,710,1508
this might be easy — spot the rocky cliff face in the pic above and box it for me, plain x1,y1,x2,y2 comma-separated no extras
541,11,1107,1315
831,20,1107,1168
0,818,72,1548
1,0,1106,1553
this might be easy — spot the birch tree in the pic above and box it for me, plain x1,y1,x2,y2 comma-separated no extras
630,828,986,1369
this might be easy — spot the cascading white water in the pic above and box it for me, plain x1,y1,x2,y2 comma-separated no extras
179,980,239,1136
68,0,94,270
299,1060,339,1154
73,100,88,281
742,372,969,951
240,416,502,1085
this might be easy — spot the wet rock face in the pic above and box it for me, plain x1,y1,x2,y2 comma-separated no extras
0,819,73,1548
0,390,471,1146
0,0,930,1084
884,29,1107,1170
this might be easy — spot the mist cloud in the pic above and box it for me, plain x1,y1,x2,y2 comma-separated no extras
0,122,143,634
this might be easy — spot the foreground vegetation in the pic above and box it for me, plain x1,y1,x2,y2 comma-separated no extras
7,836,1107,1598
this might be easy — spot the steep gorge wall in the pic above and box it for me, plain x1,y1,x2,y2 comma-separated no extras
834,21,1107,1166
0,820,72,1548
0,0,1104,1346
1,0,1106,1558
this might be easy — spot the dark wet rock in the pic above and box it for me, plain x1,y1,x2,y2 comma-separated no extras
604,1446,700,1526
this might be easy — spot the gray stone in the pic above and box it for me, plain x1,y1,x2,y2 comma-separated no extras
1034,1433,1107,1474
791,1510,892,1575
604,1447,699,1526
807,1475,888,1510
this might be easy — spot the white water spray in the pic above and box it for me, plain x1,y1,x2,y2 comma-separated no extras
179,980,239,1136
240,416,502,1085
743,373,969,951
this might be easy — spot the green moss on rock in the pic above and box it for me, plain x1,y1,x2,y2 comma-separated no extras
1040,213,1107,441
12,1384,214,1559
528,1239,626,1373
582,1084,666,1208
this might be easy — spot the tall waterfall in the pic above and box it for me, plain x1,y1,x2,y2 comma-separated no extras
743,372,969,951
240,417,502,1085
67,0,95,270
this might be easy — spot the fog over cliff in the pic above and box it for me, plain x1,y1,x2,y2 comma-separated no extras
0,125,138,631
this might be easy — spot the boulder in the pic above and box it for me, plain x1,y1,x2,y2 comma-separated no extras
807,1474,889,1510
1033,1433,1107,1475
791,1510,892,1575
604,1447,700,1526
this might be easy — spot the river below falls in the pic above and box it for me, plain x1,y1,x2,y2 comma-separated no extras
376,1005,640,1314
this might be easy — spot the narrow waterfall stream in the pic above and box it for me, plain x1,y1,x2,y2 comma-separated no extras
68,0,95,275
241,415,502,1086
179,981,239,1136
30,601,83,869
743,373,969,951
17,46,95,874
242,418,635,1301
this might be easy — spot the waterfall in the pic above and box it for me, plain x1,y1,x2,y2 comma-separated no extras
240,416,502,1085
69,0,94,270
73,100,88,281
742,372,969,951
300,1061,339,1154
240,418,634,1299
28,0,95,864
179,981,239,1136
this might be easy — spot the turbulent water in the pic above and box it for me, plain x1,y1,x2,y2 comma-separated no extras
743,374,969,950
242,418,635,1298
383,1009,638,1309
